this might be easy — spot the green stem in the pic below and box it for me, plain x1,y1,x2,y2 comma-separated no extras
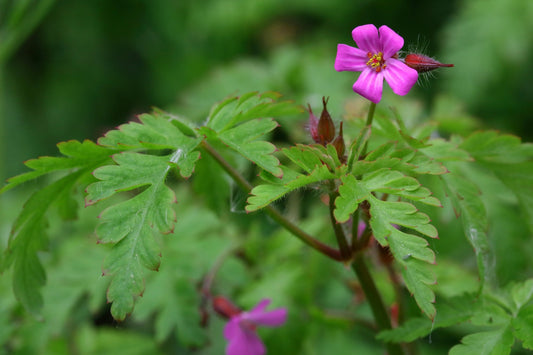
351,255,404,355
351,210,360,251
201,140,343,261
360,102,376,158
328,182,351,261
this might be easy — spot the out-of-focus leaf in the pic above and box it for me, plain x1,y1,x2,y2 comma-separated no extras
449,326,514,355
441,171,492,291
133,202,234,346
1,140,114,194
76,326,164,355
206,92,302,133
2,171,87,318
377,294,476,342
513,304,533,350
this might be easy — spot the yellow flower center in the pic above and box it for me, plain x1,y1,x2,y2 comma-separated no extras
366,52,386,73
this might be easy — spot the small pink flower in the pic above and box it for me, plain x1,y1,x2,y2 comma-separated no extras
335,24,418,103
223,299,287,355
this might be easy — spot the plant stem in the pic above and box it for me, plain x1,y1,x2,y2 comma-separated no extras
351,255,404,355
201,140,343,261
351,210,360,251
328,182,351,261
351,101,403,354
360,102,376,158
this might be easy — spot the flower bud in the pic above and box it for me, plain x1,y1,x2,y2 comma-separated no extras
212,295,242,319
332,121,345,160
317,96,335,145
403,53,454,73
307,104,319,143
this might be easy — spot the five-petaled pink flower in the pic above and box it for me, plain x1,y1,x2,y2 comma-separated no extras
335,24,418,103
223,298,287,355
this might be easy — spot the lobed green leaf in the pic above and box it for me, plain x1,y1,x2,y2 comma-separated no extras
207,91,302,133
1,140,114,193
86,153,178,320
218,118,282,177
449,326,514,355
246,165,335,212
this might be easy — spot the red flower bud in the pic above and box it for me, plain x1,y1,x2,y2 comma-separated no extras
307,104,319,143
212,295,242,319
404,53,454,73
317,97,335,145
332,121,345,160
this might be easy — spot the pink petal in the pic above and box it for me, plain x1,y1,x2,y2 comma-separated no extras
383,58,418,96
246,308,287,327
353,68,384,104
224,317,241,340
378,25,404,59
352,24,380,53
334,44,368,72
225,327,265,355
249,299,271,313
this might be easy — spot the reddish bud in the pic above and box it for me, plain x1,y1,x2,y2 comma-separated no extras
332,121,345,160
212,296,242,319
317,97,335,145
307,104,319,143
404,53,454,73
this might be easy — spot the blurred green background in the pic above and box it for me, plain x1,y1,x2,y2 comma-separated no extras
2,0,532,180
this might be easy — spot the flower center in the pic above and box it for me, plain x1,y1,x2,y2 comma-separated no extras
366,52,386,73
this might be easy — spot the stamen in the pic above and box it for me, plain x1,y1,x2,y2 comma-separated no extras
366,52,385,72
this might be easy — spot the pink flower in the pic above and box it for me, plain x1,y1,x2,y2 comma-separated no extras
223,299,287,355
335,24,418,103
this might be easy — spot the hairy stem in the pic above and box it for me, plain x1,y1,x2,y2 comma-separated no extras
351,256,404,355
201,140,343,261
351,210,360,251
328,182,351,261
360,101,377,158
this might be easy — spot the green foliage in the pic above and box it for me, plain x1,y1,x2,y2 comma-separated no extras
378,278,533,354
2,90,533,354
1,92,301,321
0,140,114,317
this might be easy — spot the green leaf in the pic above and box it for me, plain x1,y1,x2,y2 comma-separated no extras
77,327,164,355
282,144,329,173
334,167,438,318
192,150,230,214
513,304,533,350
0,139,115,317
133,202,232,346
86,153,177,320
441,172,492,291
484,162,533,234
2,172,85,317
98,113,200,150
1,140,114,193
353,143,448,177
377,294,476,342
207,91,302,133
333,174,366,223
246,165,335,212
460,131,533,164
449,326,514,355
218,118,282,177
